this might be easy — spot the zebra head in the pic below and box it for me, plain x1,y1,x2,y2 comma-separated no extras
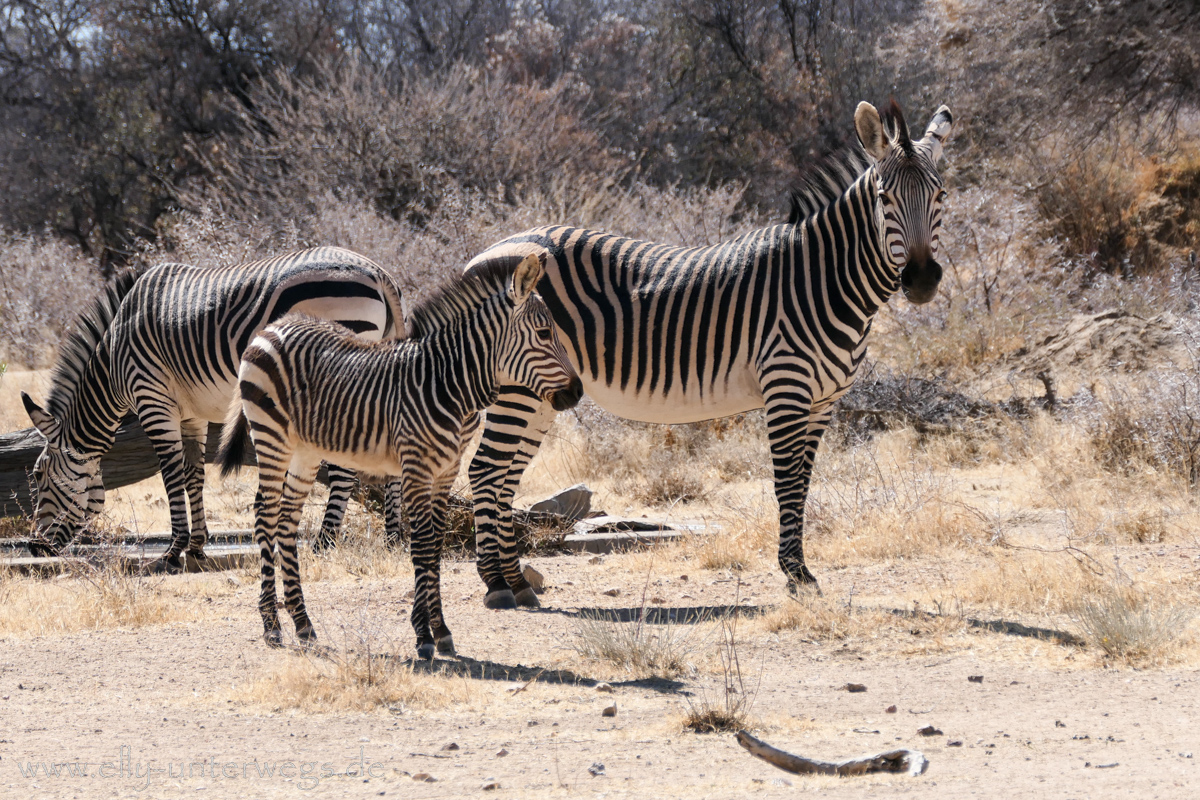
855,99,954,304
499,252,583,412
21,392,104,553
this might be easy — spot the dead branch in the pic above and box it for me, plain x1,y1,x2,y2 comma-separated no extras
735,730,928,777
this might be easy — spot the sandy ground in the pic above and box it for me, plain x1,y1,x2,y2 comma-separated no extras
2,546,1199,800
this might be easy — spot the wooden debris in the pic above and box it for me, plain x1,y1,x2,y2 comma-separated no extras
735,730,928,777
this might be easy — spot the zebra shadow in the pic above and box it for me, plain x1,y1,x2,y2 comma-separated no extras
533,603,766,625
293,644,686,694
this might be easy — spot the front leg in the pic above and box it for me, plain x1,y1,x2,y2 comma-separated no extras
761,382,832,593
469,389,554,609
403,465,440,660
313,463,356,551
181,419,210,561
138,404,194,571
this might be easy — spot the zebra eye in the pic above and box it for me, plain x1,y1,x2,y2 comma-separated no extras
935,189,948,204
535,328,552,342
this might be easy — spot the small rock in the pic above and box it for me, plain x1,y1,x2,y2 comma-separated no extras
679,574,689,582
771,779,793,787
588,556,604,565
441,742,459,751
1093,762,1119,769
527,720,539,727
650,596,666,604
1055,720,1066,728
482,779,500,790
1180,752,1193,759
411,773,436,782
885,705,897,714
496,749,509,757
602,703,617,717
948,740,963,747
530,484,593,519
842,683,868,693
588,762,606,777
602,588,620,597
595,682,614,693
522,565,545,592
404,589,416,600
918,726,944,737
968,675,983,683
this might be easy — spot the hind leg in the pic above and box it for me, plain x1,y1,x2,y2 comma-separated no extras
278,456,321,644
251,450,289,647
312,463,355,551
182,419,211,563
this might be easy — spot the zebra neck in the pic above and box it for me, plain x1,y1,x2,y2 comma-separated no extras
58,343,129,457
411,319,502,419
807,167,898,319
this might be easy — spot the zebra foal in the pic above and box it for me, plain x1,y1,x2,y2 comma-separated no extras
216,253,582,657
20,247,405,567
463,100,954,605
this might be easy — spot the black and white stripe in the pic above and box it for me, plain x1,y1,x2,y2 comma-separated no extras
462,101,954,606
215,253,582,657
21,247,406,567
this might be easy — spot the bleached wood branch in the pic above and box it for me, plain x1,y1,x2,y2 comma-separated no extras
735,730,928,777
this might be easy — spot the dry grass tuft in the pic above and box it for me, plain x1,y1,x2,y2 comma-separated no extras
756,594,894,641
570,610,709,679
1073,587,1194,667
682,602,759,733
235,650,472,714
0,566,189,636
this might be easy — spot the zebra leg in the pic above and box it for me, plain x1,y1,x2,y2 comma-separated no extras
313,463,356,551
140,407,199,572
383,478,405,548
279,459,321,645
408,465,453,662
181,419,210,563
468,388,553,609
428,470,457,656
252,455,288,647
762,388,832,594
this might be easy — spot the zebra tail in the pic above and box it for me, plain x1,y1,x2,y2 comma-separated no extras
216,384,251,479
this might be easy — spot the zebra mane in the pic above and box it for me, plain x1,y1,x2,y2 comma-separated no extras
408,261,518,339
44,267,143,421
786,147,872,225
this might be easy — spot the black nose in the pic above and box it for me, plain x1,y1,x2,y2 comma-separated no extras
900,258,942,305
549,376,583,411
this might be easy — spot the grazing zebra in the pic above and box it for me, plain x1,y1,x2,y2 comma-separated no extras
20,247,406,568
463,100,954,607
215,253,582,657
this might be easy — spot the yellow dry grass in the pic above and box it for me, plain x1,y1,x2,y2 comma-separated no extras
0,569,194,636
233,649,476,714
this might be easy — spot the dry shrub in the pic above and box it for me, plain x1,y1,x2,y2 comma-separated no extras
682,608,758,734
1032,135,1200,275
1073,586,1194,666
684,500,777,572
0,231,101,368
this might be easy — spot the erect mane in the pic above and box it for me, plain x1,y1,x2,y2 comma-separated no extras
44,267,144,421
407,261,516,338
786,147,872,225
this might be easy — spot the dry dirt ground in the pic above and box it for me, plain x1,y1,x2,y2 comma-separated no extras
2,533,1199,800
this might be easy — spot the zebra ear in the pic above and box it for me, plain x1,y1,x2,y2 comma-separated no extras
509,252,545,307
923,105,954,162
854,102,887,162
22,392,60,442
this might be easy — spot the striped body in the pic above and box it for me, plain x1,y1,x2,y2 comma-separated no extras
216,255,581,656
464,102,954,605
22,247,405,565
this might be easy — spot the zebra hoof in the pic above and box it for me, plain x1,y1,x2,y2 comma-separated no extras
435,635,456,656
513,587,541,608
297,626,318,646
786,579,823,598
416,642,436,661
484,589,518,610
150,555,186,575
184,552,210,571
263,629,285,648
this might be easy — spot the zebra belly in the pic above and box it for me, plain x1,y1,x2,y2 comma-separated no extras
293,442,403,480
579,366,765,425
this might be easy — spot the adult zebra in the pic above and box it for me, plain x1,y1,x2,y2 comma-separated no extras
20,247,406,568
464,100,953,607
216,253,582,656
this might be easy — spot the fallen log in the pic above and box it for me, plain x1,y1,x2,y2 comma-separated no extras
735,730,928,777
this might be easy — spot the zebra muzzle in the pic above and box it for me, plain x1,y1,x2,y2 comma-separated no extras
547,376,583,411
